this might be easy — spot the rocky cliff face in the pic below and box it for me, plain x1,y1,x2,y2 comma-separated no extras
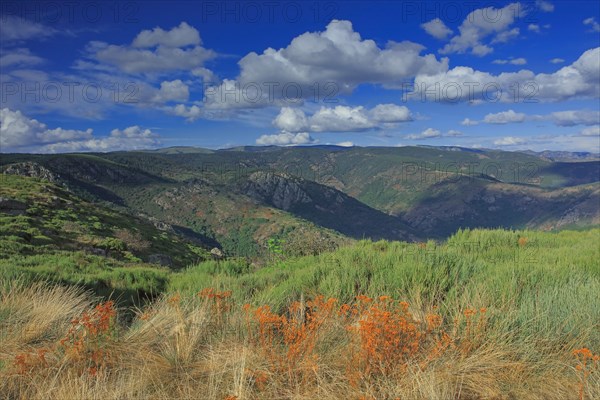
239,171,418,241
241,172,313,211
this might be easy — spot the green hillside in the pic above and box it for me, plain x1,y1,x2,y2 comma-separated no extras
0,174,213,302
1,146,597,254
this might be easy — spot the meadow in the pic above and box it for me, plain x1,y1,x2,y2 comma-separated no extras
1,228,599,399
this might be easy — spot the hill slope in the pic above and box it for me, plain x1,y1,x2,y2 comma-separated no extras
1,146,598,254
0,173,214,302
2,227,598,399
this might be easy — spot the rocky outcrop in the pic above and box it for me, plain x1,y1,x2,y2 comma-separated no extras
2,162,62,183
84,247,108,257
210,247,224,259
241,172,312,211
238,171,416,241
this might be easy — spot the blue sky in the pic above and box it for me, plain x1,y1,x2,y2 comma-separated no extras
1,0,599,153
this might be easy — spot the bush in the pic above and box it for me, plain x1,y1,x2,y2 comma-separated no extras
123,251,142,263
282,227,340,257
98,238,126,252
113,229,150,253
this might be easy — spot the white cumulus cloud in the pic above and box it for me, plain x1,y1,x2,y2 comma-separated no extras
0,48,44,68
580,125,600,136
491,28,520,44
132,22,201,48
483,110,526,124
309,106,376,132
440,3,525,56
153,80,190,103
461,118,479,126
0,108,159,152
421,18,453,40
370,104,412,123
41,126,159,153
272,104,412,133
492,58,527,65
584,17,600,33
0,108,92,149
255,132,315,146
273,107,309,132
463,110,599,127
405,128,442,140
411,47,600,102
168,104,203,122
205,20,448,109
82,22,216,75
494,136,528,146
0,16,58,42
536,1,554,12
549,110,600,126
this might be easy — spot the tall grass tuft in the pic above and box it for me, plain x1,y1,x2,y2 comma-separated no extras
1,228,599,398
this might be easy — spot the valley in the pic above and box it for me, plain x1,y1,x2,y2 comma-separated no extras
1,147,599,400
2,146,598,258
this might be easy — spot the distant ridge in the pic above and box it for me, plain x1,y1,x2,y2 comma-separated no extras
522,150,600,162
219,145,355,152
415,145,486,153
141,146,214,154
110,145,599,161
219,145,283,152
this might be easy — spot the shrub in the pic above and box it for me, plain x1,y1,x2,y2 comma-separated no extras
98,237,126,252
114,229,150,253
282,227,340,257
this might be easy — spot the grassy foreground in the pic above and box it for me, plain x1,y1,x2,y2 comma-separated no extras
1,228,599,399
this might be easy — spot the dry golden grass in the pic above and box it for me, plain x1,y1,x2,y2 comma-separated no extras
1,281,598,400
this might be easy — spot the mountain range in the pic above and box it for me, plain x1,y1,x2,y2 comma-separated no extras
2,146,598,258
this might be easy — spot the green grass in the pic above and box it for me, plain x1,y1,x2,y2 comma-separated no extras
169,227,600,346
0,251,169,290
1,224,598,372
1,173,599,349
0,251,170,309
4,223,596,339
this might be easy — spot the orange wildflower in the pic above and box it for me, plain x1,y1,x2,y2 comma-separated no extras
573,347,599,400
